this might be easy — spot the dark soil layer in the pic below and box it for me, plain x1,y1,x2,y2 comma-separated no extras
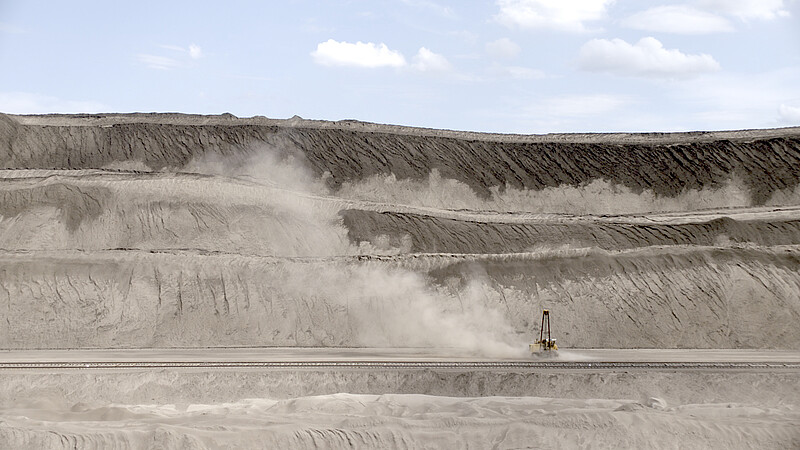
3,113,800,202
341,209,800,253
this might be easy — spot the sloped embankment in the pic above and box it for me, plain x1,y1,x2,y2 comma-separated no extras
5,169,800,255
2,113,800,351
0,171,351,256
341,209,800,253
3,113,800,203
1,246,798,349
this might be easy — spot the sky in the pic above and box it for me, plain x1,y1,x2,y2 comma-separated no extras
0,0,799,133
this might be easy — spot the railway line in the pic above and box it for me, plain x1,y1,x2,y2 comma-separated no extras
1,361,798,371
1,349,798,371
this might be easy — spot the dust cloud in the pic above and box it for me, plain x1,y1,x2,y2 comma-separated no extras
182,144,328,195
336,169,797,214
181,147,526,357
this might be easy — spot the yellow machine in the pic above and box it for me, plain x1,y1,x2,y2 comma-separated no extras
530,309,558,354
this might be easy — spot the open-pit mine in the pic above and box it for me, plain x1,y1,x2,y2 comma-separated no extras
0,112,799,448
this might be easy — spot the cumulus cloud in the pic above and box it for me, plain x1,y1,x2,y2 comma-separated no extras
311,39,406,68
412,47,452,72
779,104,800,124
578,37,720,78
188,44,203,59
485,38,521,60
697,0,790,20
494,0,614,32
622,5,734,34
311,40,451,73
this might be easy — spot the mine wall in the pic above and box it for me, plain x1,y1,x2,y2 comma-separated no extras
0,248,798,349
3,113,800,202
341,209,800,253
1,113,800,351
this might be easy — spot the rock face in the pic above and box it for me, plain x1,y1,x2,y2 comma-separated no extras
1,113,800,350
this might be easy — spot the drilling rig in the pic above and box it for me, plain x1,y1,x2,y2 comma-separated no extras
530,309,558,354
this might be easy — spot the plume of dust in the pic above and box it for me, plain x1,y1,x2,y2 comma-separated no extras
181,144,329,195
285,263,527,357
766,182,800,207
336,170,772,214
180,146,525,357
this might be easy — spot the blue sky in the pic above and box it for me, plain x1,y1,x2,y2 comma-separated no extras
1,0,799,133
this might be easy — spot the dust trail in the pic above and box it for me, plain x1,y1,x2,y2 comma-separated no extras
335,169,800,214
182,144,328,195
183,147,525,357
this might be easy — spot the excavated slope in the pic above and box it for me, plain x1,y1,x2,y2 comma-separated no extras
341,209,800,253
4,170,799,255
1,113,800,351
3,113,800,202
1,246,799,349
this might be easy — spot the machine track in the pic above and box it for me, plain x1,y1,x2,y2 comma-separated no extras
1,361,798,370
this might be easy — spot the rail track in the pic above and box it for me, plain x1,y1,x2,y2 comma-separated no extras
1,361,798,370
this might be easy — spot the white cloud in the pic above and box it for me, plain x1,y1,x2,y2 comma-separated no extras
311,41,451,73
412,47,452,72
0,92,107,114
578,37,720,78
159,44,185,52
622,5,734,34
494,0,614,32
622,1,790,35
138,44,203,70
485,38,521,60
311,39,406,68
779,104,800,123
137,54,182,70
189,44,203,59
159,44,203,58
697,0,790,20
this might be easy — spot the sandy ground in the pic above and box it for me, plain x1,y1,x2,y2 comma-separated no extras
0,350,796,448
0,349,798,449
1,392,797,449
0,348,795,449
